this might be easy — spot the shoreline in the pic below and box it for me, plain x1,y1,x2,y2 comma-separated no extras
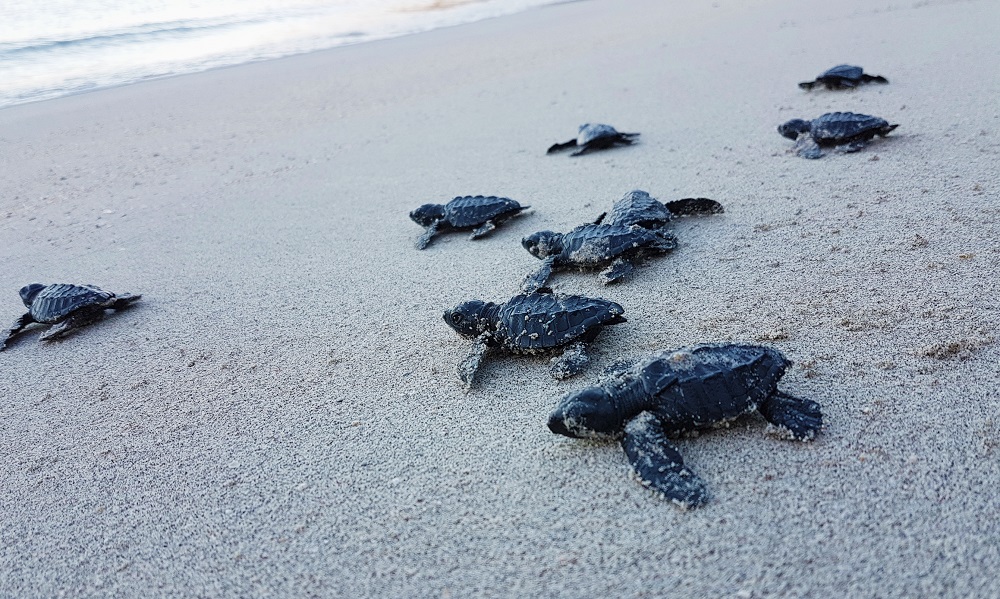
0,0,576,111
2,0,999,597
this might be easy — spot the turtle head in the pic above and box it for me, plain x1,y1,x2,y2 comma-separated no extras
410,204,446,227
443,300,494,338
548,386,624,439
521,231,563,259
19,283,46,308
778,119,811,140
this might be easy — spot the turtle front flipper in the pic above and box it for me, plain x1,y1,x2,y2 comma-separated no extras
457,336,490,389
622,412,709,509
38,308,104,341
798,80,818,91
598,258,634,285
792,134,823,159
665,198,725,216
469,221,496,240
862,74,889,85
521,256,557,293
547,139,577,154
758,391,823,441
549,342,590,380
1,312,35,351
415,221,441,250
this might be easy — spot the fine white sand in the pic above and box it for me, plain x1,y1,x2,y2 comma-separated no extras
2,0,999,596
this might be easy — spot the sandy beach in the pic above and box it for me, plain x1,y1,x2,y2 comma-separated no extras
2,0,999,596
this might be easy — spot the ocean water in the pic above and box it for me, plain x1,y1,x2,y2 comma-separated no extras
0,0,566,108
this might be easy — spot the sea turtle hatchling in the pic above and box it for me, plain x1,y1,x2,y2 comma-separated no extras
798,65,888,91
778,112,898,159
594,190,724,232
547,344,823,509
443,289,626,387
547,124,639,157
410,195,530,249
2,283,141,350
521,223,676,292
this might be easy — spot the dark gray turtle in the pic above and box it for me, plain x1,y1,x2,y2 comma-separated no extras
410,195,529,249
778,112,898,159
521,223,675,291
547,124,639,157
444,289,626,387
547,344,822,508
2,283,141,350
799,65,888,91
594,190,724,232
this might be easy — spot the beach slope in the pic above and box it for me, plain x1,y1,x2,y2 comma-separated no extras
1,0,999,596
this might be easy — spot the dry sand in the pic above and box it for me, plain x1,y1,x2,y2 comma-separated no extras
2,0,999,596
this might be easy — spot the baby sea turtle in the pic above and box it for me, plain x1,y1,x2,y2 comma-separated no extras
594,190,724,232
444,289,626,387
521,223,675,291
798,65,888,91
2,283,141,350
778,112,898,159
410,195,529,249
547,344,822,508
547,124,639,157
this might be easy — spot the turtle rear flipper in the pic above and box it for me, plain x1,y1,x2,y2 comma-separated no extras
622,412,709,509
1,312,35,351
572,135,636,156
758,391,823,441
547,139,578,154
415,221,441,250
665,198,725,216
601,358,638,378
38,308,104,341
834,140,869,154
878,123,899,137
111,293,142,310
598,258,634,285
521,256,556,293
469,221,496,239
